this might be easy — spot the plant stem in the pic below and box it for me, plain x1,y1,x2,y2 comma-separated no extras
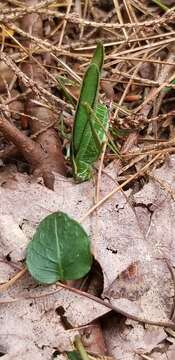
74,336,90,360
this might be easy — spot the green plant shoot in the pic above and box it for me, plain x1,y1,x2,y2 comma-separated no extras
71,43,109,182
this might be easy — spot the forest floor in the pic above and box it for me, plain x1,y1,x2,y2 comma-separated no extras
1,1,175,359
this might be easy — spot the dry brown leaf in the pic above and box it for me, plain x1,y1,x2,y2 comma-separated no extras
1,157,175,358
151,344,175,359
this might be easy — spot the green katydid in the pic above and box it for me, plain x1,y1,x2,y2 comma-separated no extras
71,42,109,182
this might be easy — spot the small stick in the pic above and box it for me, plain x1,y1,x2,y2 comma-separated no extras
1,268,175,329
80,153,161,223
0,267,26,292
56,282,175,329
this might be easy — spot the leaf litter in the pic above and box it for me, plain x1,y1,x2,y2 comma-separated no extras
1,0,175,359
0,156,175,359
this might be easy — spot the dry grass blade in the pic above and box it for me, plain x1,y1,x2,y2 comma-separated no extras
58,0,72,47
113,0,128,39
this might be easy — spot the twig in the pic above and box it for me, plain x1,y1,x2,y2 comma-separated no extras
113,0,128,39
34,7,175,30
1,6,175,28
58,0,72,47
85,10,116,40
0,0,56,21
80,153,162,223
0,267,26,292
135,45,175,117
8,23,82,83
1,270,174,329
76,31,175,51
114,52,148,119
108,37,175,58
56,281,175,328
0,51,73,110
105,55,175,69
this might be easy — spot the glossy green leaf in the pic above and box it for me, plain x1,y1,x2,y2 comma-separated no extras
26,212,92,284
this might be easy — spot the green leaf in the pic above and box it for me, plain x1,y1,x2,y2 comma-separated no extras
66,351,82,360
26,212,92,284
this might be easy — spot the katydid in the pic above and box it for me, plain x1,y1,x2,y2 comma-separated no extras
71,43,109,182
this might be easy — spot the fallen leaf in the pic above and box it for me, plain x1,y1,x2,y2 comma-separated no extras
1,157,175,358
0,215,28,262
